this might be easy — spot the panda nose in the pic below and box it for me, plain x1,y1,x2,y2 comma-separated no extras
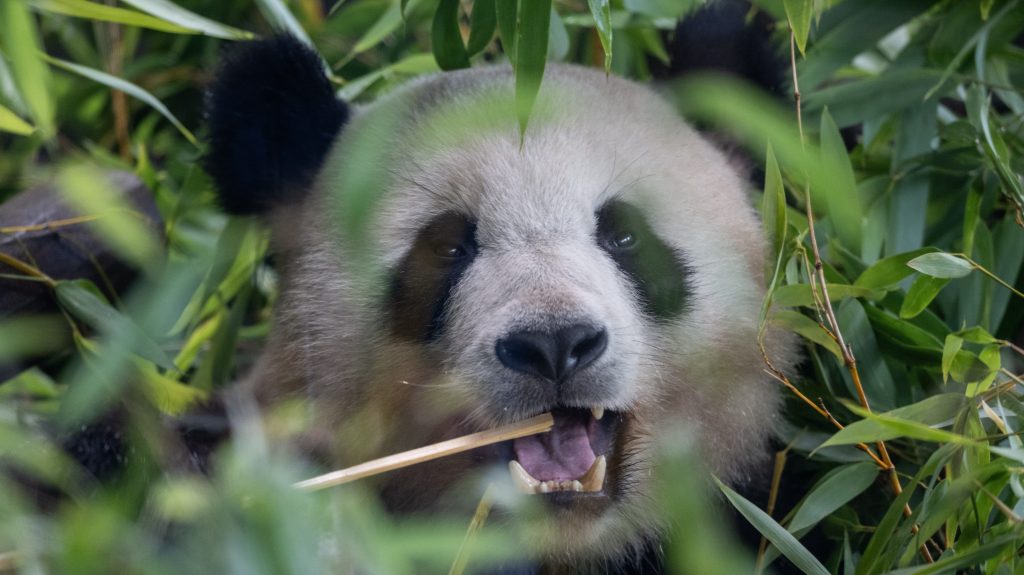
495,325,608,383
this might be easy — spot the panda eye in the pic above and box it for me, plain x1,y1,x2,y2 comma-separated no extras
609,229,638,250
434,243,468,259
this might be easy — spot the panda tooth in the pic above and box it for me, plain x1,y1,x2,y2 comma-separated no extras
591,407,605,420
580,456,607,492
509,460,540,494
571,480,583,492
538,481,552,494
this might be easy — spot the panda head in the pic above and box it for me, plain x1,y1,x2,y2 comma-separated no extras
207,36,789,563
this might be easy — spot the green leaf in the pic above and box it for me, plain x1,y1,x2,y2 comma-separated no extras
854,247,938,289
715,478,830,575
55,280,175,371
495,0,517,66
587,0,613,71
432,0,470,70
336,53,439,101
761,143,787,270
772,283,883,307
352,0,403,55
906,252,974,279
0,102,33,135
787,462,878,534
784,0,812,55
138,363,207,415
44,54,197,145
855,443,958,575
28,0,192,33
803,69,941,129
940,334,963,383
255,0,314,46
119,0,253,39
770,310,842,359
0,0,55,138
546,7,568,61
514,0,551,136
819,395,971,448
818,108,863,253
466,0,497,56
898,274,950,318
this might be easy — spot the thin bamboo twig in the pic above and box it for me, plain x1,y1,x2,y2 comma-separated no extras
786,29,932,563
294,413,554,491
0,213,111,234
448,484,496,575
755,450,788,574
0,252,56,288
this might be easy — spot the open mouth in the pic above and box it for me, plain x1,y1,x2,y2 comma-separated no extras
506,406,619,496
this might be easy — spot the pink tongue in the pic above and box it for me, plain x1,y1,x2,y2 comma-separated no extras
513,414,596,481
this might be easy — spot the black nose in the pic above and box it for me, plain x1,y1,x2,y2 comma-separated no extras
495,325,608,383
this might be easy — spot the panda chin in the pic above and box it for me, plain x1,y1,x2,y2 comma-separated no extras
504,406,621,506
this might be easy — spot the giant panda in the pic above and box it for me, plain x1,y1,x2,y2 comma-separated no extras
205,33,796,573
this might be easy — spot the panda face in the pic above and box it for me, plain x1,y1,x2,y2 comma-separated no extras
207,38,792,564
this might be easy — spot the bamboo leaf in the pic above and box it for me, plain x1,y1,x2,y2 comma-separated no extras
44,54,198,145
587,0,613,71
820,395,971,448
784,0,812,55
495,0,517,66
854,247,938,289
466,0,497,56
940,334,963,384
770,310,842,359
55,280,175,371
907,252,974,279
28,0,192,33
762,143,787,269
432,0,470,70
0,0,54,138
0,102,34,135
254,0,314,45
787,462,878,534
119,0,253,39
715,478,830,575
899,275,950,318
818,108,863,253
514,0,551,136
772,284,884,307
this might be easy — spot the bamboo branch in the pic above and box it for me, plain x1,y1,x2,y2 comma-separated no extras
786,29,932,564
449,484,496,575
294,413,554,491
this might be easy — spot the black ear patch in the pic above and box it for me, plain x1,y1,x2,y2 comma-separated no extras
205,35,349,215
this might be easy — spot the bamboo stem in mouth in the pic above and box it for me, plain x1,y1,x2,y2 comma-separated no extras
294,413,555,492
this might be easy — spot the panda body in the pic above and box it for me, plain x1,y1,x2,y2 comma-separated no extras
207,36,794,570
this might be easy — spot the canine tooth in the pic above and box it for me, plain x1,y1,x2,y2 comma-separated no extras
580,456,607,492
509,460,539,494
591,407,605,420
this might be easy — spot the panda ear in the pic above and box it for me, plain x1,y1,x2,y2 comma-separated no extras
205,35,349,215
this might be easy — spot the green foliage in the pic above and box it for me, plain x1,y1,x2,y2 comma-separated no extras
1,0,1023,573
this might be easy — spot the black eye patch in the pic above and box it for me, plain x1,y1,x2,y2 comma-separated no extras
596,200,691,321
387,212,478,341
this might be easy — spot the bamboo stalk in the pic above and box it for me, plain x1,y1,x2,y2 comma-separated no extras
448,484,496,575
294,413,554,491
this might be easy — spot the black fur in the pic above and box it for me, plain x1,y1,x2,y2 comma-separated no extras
205,35,349,215
650,0,785,96
387,212,478,341
596,201,692,321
